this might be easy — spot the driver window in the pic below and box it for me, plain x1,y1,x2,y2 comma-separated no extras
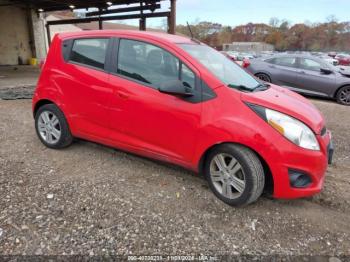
117,39,184,88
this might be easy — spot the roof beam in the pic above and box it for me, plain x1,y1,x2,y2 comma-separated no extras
86,3,160,17
47,11,170,25
4,0,162,12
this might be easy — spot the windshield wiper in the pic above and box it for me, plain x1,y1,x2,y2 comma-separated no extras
228,84,255,92
254,83,270,91
228,83,270,92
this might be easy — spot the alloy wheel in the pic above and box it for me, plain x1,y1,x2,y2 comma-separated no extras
339,87,350,105
256,73,271,82
209,153,246,199
37,111,62,144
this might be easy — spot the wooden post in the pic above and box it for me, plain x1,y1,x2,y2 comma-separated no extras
46,23,51,46
139,18,146,30
98,8,103,29
168,0,176,34
139,2,146,31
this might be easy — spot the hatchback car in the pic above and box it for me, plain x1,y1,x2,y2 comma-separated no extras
33,30,333,206
247,54,350,105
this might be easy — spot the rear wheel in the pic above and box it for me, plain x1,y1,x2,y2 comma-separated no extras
204,144,265,206
35,104,73,149
336,86,350,105
255,73,271,83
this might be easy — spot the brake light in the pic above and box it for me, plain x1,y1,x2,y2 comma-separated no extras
242,58,250,68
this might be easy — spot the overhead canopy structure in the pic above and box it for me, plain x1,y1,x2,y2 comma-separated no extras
1,0,177,45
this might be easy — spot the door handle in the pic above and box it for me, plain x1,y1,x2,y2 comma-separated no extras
269,65,276,68
299,71,306,74
117,91,129,99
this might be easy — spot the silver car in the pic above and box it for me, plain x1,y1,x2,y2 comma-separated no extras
246,54,350,105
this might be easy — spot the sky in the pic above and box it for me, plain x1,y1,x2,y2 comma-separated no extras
144,0,350,28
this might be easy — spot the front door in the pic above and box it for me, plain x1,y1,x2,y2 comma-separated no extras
107,38,202,165
295,57,336,97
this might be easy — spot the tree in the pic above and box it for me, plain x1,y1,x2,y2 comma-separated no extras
175,18,350,52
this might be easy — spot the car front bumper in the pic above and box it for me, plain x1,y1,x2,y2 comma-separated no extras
270,130,333,199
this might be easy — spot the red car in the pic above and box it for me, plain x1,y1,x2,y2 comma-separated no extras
32,30,333,206
335,54,350,66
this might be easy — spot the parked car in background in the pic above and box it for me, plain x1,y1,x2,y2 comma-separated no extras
246,54,350,105
226,51,239,60
335,53,350,66
328,51,337,58
236,52,255,61
32,30,333,206
221,51,236,61
317,55,339,66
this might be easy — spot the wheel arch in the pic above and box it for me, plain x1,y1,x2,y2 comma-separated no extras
198,141,274,195
33,99,56,118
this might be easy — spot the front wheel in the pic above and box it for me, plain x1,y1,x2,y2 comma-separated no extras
204,144,265,206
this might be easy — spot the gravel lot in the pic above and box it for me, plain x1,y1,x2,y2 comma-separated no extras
0,98,349,257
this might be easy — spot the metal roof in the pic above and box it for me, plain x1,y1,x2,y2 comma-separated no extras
0,0,161,12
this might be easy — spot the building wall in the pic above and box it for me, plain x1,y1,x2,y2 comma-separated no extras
0,6,32,65
223,42,274,53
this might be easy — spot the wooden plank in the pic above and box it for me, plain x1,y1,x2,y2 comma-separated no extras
47,11,171,26
86,3,161,17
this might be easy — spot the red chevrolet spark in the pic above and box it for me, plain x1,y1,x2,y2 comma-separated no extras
32,30,334,206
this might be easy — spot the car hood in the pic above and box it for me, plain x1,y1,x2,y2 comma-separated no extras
240,84,325,134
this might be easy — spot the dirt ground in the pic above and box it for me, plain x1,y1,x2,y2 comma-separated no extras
0,98,349,257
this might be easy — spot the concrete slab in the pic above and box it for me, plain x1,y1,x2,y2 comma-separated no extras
0,65,39,89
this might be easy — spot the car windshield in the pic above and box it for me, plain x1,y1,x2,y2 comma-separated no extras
178,44,261,91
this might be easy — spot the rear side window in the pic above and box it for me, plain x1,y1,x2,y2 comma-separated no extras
69,38,109,69
267,57,297,68
117,39,196,89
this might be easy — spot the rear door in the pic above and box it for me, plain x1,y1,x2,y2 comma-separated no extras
294,57,336,97
58,37,113,137
265,56,299,87
107,38,203,165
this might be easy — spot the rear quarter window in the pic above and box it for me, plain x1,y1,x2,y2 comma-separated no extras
69,38,109,69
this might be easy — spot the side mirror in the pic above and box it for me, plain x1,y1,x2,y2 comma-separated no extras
320,68,333,74
158,80,193,97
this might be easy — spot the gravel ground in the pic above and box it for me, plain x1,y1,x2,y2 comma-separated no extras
0,98,349,257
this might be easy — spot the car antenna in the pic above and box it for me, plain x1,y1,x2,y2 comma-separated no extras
186,22,201,44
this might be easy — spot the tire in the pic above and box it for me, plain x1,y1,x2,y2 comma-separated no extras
204,144,265,206
336,86,350,106
35,104,73,149
255,73,271,83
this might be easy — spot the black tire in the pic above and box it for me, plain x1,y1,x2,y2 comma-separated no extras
336,85,350,106
35,104,73,149
204,144,265,206
255,73,271,83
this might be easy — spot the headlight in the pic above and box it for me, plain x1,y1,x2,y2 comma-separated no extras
248,104,320,151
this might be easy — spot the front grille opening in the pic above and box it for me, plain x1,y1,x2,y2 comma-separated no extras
288,169,312,188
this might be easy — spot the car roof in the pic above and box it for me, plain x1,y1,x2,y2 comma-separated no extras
57,30,195,45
